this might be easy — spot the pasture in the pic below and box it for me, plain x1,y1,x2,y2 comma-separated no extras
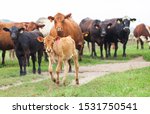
0,40,150,96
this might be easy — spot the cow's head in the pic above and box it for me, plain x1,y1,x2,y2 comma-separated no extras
3,26,25,40
48,13,72,36
117,17,136,32
99,22,112,38
26,22,45,31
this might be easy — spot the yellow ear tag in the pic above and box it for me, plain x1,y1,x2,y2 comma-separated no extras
84,33,88,37
117,20,121,24
107,26,111,29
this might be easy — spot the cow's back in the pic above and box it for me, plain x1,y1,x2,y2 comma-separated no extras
133,23,150,38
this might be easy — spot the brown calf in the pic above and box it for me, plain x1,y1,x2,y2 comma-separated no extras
37,35,79,85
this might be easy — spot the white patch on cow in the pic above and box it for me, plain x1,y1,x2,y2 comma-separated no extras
146,25,150,35
147,37,150,42
36,17,54,37
117,20,121,24
140,36,147,42
122,16,130,20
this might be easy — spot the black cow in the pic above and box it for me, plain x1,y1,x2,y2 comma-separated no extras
3,26,44,76
103,17,136,58
79,18,112,58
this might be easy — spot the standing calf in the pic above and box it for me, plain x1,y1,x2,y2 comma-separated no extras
37,35,79,85
3,26,44,76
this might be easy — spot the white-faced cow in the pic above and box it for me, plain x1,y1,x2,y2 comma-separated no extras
103,17,136,58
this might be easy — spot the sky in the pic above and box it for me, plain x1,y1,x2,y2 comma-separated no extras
0,0,149,28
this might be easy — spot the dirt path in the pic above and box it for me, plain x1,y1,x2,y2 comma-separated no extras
0,56,150,90
71,56,150,85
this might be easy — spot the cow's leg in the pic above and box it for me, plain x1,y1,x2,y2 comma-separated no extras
2,50,6,65
140,39,144,49
17,56,23,76
37,50,43,74
108,43,111,57
56,57,63,85
91,41,97,57
137,39,139,49
100,44,104,59
114,42,118,58
73,51,79,85
23,55,27,75
104,42,108,58
68,59,72,72
122,42,127,57
31,54,36,74
62,60,69,85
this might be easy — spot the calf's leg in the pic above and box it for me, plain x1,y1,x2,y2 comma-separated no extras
62,60,69,85
56,57,63,85
48,57,55,82
73,51,79,85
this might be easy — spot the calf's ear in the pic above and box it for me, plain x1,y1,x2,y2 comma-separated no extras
3,28,10,32
37,36,44,42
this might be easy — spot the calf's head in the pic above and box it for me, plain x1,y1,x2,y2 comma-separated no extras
48,13,72,36
3,26,24,40
37,35,55,53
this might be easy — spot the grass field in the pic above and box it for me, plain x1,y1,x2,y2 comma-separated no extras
0,40,150,96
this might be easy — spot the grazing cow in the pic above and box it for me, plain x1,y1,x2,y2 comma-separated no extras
79,17,112,58
103,17,136,58
37,35,79,85
3,26,44,76
133,23,150,49
0,22,29,65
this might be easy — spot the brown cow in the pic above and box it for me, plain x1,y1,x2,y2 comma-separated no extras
133,23,150,49
48,13,84,61
37,35,79,85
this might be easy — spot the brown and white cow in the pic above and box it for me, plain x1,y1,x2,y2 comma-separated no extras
133,23,150,49
37,35,79,86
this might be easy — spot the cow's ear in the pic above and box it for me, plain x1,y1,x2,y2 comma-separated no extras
107,23,112,29
19,28,25,33
48,16,54,22
37,36,44,42
130,18,136,22
65,13,72,19
117,18,122,24
38,24,45,29
3,27,10,32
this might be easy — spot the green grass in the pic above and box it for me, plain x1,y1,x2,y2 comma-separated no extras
0,66,149,97
0,41,150,96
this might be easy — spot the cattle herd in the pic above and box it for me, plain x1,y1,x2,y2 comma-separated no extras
0,12,150,85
